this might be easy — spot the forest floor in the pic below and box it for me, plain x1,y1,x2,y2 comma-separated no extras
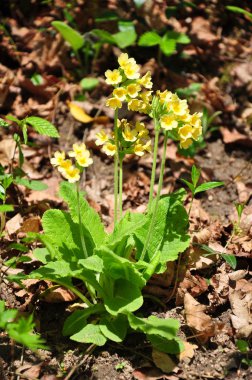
0,1,251,379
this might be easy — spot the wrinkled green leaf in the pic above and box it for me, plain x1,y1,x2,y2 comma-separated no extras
71,323,107,346
148,334,184,354
100,314,128,342
63,304,104,336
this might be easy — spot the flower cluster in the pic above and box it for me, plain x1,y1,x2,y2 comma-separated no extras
156,90,202,149
51,143,93,183
105,53,153,114
95,120,151,157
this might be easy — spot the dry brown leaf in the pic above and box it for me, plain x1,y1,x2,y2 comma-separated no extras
190,17,219,44
16,363,42,379
132,367,175,380
220,127,252,148
68,101,94,123
176,272,208,305
19,216,41,233
229,279,252,338
41,287,77,303
177,341,198,362
184,292,215,344
152,350,177,374
5,213,23,236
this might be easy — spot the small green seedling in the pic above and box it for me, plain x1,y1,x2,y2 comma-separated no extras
198,244,237,270
181,165,224,216
236,340,252,367
0,301,46,350
226,6,252,21
115,362,126,371
234,202,245,233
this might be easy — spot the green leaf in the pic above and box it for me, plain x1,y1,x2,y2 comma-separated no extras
79,255,104,272
236,339,249,353
181,178,194,193
191,165,201,188
26,116,59,138
42,210,83,261
15,177,48,191
7,314,47,350
106,211,147,252
135,189,190,264
176,83,202,99
226,6,252,20
113,29,137,49
63,304,104,336
138,31,161,47
30,73,44,86
165,31,190,44
33,248,50,264
51,21,84,50
221,253,237,270
70,324,107,346
100,315,128,342
194,181,224,194
148,334,184,354
0,301,18,329
6,115,21,125
128,314,180,341
8,243,29,252
0,118,9,128
28,260,74,287
235,202,245,220
91,29,116,44
80,78,99,91
59,181,106,248
133,0,145,8
0,204,14,212
97,247,145,315
160,34,176,56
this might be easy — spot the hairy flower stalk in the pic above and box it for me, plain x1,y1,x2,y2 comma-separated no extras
148,120,160,209
113,109,119,225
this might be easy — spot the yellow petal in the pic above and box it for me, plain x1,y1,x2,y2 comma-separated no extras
68,101,94,123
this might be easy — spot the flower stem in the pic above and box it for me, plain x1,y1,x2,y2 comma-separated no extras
114,108,119,226
76,181,88,259
119,156,123,220
148,125,160,210
140,132,168,262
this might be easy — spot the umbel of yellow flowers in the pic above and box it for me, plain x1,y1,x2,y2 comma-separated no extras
51,143,93,183
95,119,151,157
104,53,202,150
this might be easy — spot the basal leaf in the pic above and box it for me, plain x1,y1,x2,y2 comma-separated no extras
63,304,104,336
148,335,184,354
33,247,50,264
59,181,106,249
79,255,104,272
70,323,107,346
52,21,84,50
128,314,180,341
42,209,84,261
26,117,59,137
100,314,128,342
135,189,190,265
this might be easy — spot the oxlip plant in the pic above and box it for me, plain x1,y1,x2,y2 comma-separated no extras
11,54,223,354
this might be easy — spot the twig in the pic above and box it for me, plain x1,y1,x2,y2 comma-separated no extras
16,345,25,380
64,344,96,380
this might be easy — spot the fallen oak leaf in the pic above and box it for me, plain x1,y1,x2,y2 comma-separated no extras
177,341,198,362
184,292,215,344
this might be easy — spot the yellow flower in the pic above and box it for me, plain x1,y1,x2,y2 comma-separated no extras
105,69,122,85
190,112,202,128
138,71,153,89
102,142,117,156
95,130,109,146
69,143,87,158
140,91,152,103
58,159,72,173
124,62,140,80
122,125,137,142
134,139,151,156
106,97,122,109
118,53,136,69
126,83,141,98
178,124,193,140
113,87,127,101
135,121,149,138
128,99,143,111
160,114,178,131
180,138,193,149
191,125,202,141
170,95,188,116
62,166,80,183
76,151,93,167
157,90,173,103
133,143,145,156
50,151,65,166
